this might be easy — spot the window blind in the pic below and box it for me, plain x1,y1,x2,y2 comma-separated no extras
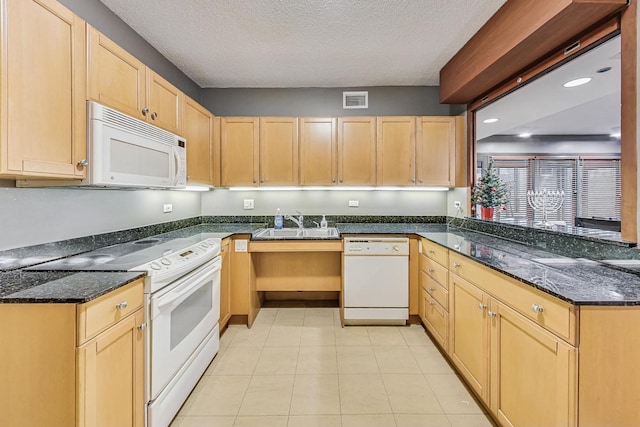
532,159,577,224
492,158,531,221
578,159,621,220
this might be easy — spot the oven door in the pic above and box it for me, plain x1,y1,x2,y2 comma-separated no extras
149,257,221,399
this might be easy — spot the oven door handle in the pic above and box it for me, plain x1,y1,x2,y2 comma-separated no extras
156,262,221,310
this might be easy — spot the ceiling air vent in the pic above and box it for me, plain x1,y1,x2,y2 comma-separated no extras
343,91,368,109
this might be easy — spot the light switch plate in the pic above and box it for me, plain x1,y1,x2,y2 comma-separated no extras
234,240,248,252
348,200,359,207
163,204,173,213
243,199,254,210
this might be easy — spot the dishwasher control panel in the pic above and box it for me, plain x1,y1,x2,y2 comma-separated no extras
343,237,409,256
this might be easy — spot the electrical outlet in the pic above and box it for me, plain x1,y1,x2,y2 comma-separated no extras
163,204,173,213
454,201,462,209
348,200,359,207
243,199,254,210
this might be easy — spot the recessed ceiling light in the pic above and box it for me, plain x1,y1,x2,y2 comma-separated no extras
610,132,621,138
597,67,612,73
518,132,532,138
563,77,592,88
483,118,499,124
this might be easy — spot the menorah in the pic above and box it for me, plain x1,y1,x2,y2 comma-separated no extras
526,189,565,228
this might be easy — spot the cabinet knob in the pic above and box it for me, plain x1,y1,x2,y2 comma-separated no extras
137,323,146,331
412,178,416,183
428,268,434,273
77,159,88,168
531,304,544,313
478,303,487,310
428,249,435,254
151,112,158,120
332,179,336,183
487,310,497,318
253,178,257,184
260,178,265,183
340,178,343,183
453,262,460,269
428,300,435,306
115,301,128,310
141,108,149,116
419,178,423,183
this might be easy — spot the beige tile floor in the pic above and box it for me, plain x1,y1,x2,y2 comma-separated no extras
170,307,495,427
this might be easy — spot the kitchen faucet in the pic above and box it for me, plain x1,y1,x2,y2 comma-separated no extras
285,211,304,229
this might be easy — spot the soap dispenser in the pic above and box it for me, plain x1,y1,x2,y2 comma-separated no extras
320,215,328,229
274,208,283,230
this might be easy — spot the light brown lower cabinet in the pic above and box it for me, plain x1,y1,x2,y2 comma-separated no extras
0,279,144,427
419,237,640,427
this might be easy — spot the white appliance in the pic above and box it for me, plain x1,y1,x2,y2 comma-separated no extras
343,237,410,325
133,238,221,427
87,101,187,189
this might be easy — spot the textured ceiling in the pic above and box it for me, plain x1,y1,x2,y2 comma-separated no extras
98,0,506,88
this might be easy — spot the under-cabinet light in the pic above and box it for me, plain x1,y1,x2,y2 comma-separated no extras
178,185,211,192
228,186,449,192
483,118,499,124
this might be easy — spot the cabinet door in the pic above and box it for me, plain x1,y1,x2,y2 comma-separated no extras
338,117,376,185
376,117,416,185
220,239,231,330
490,301,577,427
299,117,337,185
146,69,183,134
1,0,86,178
449,274,489,401
416,117,456,186
87,26,146,121
220,117,259,186
259,117,299,185
184,96,214,186
77,309,144,427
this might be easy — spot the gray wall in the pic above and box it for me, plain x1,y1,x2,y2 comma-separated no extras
58,0,201,101
201,86,460,116
200,189,448,217
0,187,201,251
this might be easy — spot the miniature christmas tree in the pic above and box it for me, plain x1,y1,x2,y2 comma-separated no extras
471,159,508,209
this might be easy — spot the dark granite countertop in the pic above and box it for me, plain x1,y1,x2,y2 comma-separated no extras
0,270,145,303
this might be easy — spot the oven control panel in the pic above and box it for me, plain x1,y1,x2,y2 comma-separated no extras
134,238,221,289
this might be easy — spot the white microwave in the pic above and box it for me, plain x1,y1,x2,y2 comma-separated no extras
87,101,186,189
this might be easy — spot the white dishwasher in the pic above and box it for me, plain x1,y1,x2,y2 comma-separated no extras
343,237,410,325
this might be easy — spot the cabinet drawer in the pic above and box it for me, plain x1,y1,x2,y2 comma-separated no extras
422,272,449,310
421,288,448,351
449,252,576,344
77,279,144,344
421,255,449,289
422,238,448,267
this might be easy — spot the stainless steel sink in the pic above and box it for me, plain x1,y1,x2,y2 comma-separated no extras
302,228,339,238
253,227,339,239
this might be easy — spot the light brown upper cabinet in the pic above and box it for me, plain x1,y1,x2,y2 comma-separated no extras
259,117,299,185
376,117,416,186
220,117,260,186
183,96,216,186
416,116,462,186
337,117,376,186
0,0,87,179
299,117,337,185
87,26,183,135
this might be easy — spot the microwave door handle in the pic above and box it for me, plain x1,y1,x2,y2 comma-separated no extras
156,262,221,310
173,149,180,186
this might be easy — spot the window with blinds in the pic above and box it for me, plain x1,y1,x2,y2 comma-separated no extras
578,159,621,220
489,156,620,225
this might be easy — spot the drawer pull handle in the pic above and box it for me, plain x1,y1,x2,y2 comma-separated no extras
428,249,435,254
428,301,435,306
532,304,544,313
478,303,487,310
115,301,128,311
428,287,436,292
487,310,497,318
137,323,146,331
428,268,434,273
453,262,460,268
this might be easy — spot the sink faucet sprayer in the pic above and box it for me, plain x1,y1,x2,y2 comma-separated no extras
285,211,304,229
